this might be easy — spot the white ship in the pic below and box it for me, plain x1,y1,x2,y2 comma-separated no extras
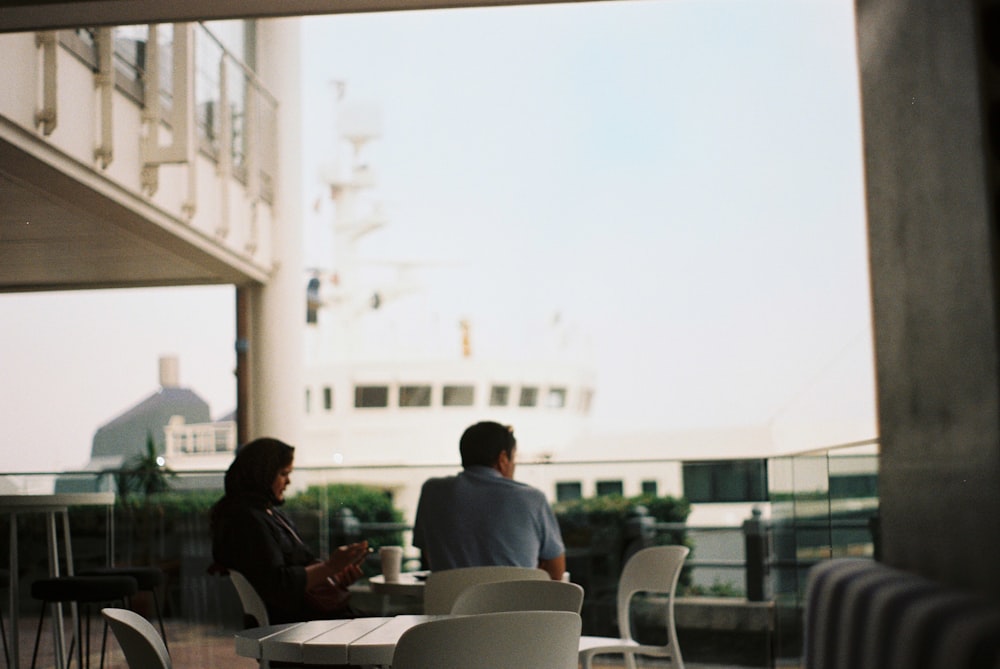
298,97,596,470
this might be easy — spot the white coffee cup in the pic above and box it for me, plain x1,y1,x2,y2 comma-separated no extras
380,545,403,582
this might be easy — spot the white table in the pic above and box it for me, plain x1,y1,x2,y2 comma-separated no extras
368,572,427,599
0,493,116,669
234,615,440,666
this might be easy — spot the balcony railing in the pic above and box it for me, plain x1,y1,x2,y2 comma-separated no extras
0,440,877,665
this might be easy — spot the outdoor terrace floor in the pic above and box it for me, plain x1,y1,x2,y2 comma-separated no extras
12,614,803,669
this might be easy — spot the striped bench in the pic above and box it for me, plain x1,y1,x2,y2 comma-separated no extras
803,558,1000,669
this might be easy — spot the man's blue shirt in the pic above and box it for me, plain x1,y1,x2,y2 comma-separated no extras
412,465,565,571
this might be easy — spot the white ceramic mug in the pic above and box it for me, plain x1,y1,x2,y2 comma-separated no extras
379,545,403,582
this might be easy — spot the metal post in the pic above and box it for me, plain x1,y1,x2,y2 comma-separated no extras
742,507,768,602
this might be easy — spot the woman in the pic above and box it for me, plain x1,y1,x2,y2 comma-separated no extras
210,437,369,623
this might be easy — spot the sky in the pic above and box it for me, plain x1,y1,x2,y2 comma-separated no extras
0,0,874,472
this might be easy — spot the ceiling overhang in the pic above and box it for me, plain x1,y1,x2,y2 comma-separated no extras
0,0,593,33
0,119,270,293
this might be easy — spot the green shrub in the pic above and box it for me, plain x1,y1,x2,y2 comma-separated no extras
285,483,405,551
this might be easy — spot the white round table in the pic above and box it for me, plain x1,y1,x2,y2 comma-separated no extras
368,571,428,598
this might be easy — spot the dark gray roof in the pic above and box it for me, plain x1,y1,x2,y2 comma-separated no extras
90,387,210,459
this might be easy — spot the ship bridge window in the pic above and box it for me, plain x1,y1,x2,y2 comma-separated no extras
682,459,768,503
400,385,432,407
556,481,582,501
546,387,567,408
443,385,474,406
323,386,333,411
355,385,389,408
519,386,538,407
489,385,510,407
596,480,624,497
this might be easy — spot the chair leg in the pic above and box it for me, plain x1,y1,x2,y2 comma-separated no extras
30,603,46,669
151,589,168,649
76,604,86,669
99,617,110,669
0,606,9,669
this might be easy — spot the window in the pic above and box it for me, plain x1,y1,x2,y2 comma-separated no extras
443,385,474,406
641,480,658,496
519,386,538,407
354,385,389,408
682,459,768,503
546,387,567,408
596,480,624,497
489,385,510,407
830,473,878,499
399,385,432,407
556,482,583,502
323,386,333,411
305,387,311,414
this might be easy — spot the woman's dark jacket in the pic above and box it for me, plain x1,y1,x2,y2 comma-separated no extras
212,496,316,624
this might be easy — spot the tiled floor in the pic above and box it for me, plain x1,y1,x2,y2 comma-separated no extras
9,613,795,669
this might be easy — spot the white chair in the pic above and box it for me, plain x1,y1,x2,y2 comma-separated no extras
392,610,581,669
229,569,270,628
101,608,171,669
422,565,549,614
450,578,585,614
578,545,690,669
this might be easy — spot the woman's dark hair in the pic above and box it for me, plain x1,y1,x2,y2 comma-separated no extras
210,437,294,526
459,421,516,468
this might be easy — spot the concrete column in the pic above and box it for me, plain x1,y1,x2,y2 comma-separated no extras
242,18,305,449
857,0,1000,596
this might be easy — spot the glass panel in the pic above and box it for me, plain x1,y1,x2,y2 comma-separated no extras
442,385,474,406
546,387,567,408
489,385,509,406
519,386,538,407
399,385,432,407
355,385,389,408
596,480,623,496
556,481,582,501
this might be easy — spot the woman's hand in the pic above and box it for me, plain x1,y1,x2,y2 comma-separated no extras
325,540,369,574
329,562,364,588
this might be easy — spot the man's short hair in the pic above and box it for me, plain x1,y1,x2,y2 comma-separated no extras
460,421,516,468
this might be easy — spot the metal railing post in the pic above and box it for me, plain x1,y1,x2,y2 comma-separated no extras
743,506,768,601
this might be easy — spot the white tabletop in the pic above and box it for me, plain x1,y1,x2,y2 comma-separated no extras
0,492,115,512
368,571,428,598
235,616,438,666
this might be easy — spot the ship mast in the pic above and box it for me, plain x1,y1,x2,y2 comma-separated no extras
309,93,386,362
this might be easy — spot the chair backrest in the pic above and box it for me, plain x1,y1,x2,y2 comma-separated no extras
450,578,585,614
392,610,582,669
101,608,171,669
616,545,690,643
423,566,549,614
229,569,270,627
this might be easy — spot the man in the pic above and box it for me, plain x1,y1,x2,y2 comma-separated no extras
412,421,566,580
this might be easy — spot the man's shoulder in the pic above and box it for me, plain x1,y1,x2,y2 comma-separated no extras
420,475,459,492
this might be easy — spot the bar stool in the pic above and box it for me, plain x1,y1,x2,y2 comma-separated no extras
78,566,168,649
31,574,138,669
0,568,9,668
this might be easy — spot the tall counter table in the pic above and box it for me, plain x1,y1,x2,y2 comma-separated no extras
0,493,116,669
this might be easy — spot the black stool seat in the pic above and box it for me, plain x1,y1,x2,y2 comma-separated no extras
32,576,139,602
78,567,164,591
